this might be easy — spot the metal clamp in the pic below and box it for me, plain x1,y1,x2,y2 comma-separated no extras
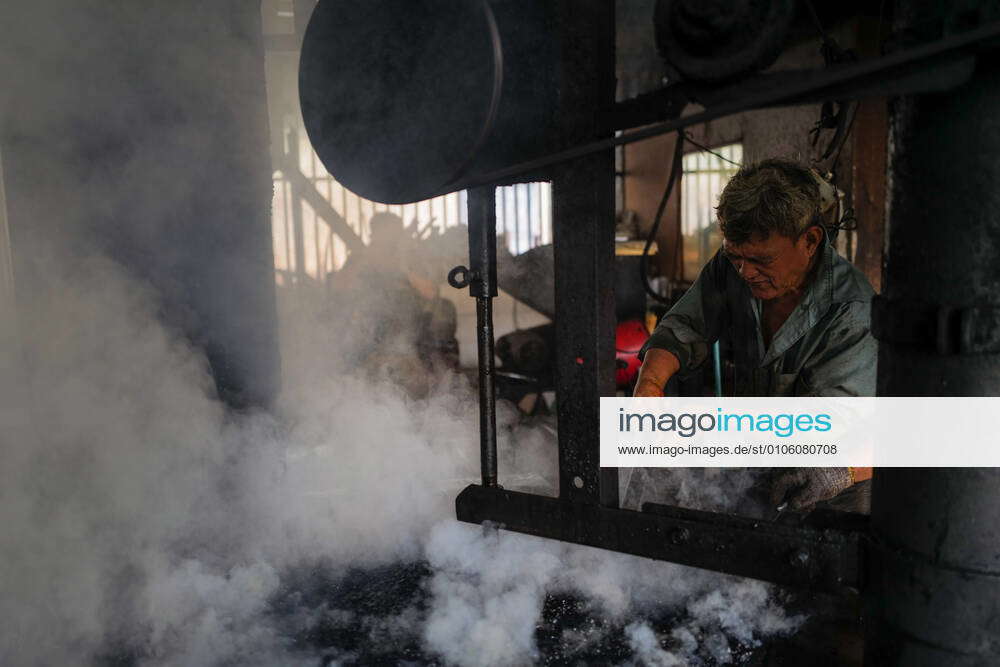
872,295,1000,355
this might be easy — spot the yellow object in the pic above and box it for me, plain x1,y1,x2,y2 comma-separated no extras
644,311,658,334
615,240,656,256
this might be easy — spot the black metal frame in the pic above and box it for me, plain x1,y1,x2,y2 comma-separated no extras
457,486,864,593
451,5,1000,595
549,0,618,508
451,19,1000,192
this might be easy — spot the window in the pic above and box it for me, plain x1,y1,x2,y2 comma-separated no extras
680,143,742,281
495,182,552,256
269,120,468,286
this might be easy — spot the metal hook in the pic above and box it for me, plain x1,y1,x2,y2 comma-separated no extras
448,264,473,289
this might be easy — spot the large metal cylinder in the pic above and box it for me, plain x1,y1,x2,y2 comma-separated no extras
299,0,555,204
866,30,1000,667
653,0,795,82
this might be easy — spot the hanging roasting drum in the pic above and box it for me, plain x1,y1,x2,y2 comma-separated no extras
299,0,555,204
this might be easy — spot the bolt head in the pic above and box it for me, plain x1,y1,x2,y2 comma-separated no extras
789,549,811,568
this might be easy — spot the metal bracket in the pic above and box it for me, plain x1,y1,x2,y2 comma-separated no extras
872,295,1000,355
456,485,864,594
447,265,474,290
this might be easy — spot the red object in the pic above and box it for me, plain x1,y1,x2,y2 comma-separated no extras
615,318,650,389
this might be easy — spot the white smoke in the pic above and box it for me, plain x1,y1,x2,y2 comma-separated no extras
0,3,805,666
422,521,803,666
0,240,805,666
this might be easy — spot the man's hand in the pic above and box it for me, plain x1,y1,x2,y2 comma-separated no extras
770,467,853,510
633,381,665,398
632,349,680,397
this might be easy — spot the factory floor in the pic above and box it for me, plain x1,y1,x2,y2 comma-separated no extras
255,560,864,666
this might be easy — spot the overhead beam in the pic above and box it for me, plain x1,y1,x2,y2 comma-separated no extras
454,20,1000,191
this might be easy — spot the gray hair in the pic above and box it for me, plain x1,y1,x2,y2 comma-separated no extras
716,158,821,244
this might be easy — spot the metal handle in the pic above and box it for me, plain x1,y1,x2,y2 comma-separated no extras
448,265,472,289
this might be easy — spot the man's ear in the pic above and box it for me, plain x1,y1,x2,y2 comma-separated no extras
801,225,824,256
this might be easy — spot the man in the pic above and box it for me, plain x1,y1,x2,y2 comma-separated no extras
632,158,875,512
333,212,459,398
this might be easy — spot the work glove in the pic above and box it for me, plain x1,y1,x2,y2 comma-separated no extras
769,467,853,510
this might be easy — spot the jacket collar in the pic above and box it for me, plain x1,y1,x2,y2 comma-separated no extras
758,232,835,365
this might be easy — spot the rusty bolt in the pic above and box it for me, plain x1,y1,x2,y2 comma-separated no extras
670,528,691,545
789,549,811,569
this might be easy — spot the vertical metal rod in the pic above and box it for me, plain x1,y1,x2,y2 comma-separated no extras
712,341,722,397
467,186,498,488
288,126,306,283
475,296,497,486
0,145,16,309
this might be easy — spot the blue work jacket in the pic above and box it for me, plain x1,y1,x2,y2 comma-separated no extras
641,238,877,397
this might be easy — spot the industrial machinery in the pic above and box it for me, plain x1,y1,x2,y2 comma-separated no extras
299,1,1000,663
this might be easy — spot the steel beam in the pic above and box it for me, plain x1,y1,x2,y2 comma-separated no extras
550,0,617,507
456,485,863,594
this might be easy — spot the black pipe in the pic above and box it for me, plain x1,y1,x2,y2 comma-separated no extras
468,187,498,488
866,5,1000,664
299,0,555,205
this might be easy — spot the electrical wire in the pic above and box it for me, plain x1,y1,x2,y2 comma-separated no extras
829,104,858,183
639,132,685,304
803,0,859,192
682,132,743,168
877,0,887,54
828,206,859,235
804,0,831,43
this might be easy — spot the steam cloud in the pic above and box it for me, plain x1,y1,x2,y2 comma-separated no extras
0,255,802,665
0,2,803,665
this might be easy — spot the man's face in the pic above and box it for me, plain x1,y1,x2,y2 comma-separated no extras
721,226,823,300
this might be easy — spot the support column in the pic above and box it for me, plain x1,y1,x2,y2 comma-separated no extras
552,0,618,506
866,23,1000,666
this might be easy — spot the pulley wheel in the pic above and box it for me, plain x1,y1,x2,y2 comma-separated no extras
654,0,795,82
